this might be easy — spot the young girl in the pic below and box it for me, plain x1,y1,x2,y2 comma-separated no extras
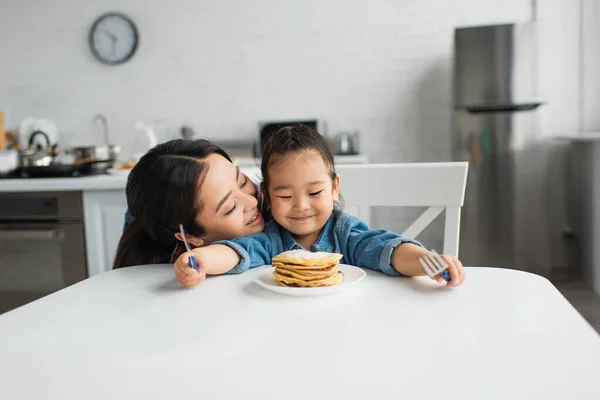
174,125,466,287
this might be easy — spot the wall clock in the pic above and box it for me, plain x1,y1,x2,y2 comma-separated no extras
89,12,139,65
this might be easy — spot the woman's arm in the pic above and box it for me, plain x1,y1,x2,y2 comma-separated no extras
174,244,241,288
174,231,274,287
193,244,242,275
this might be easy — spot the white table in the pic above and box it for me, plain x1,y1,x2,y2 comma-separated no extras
1,265,599,399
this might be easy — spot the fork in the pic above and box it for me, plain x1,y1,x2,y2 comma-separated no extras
419,249,452,282
178,224,199,271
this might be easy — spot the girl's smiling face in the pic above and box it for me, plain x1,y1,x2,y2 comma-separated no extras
267,150,340,248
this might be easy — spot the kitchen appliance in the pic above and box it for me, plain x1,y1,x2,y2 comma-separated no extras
452,22,549,276
15,130,113,178
132,120,158,161
65,145,120,174
61,113,121,173
21,130,59,167
0,191,87,313
19,117,59,149
332,131,360,155
180,125,196,140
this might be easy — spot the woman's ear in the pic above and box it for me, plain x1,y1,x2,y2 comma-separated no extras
332,173,341,202
174,233,205,248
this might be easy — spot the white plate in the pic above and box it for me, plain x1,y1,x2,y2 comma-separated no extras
253,264,366,297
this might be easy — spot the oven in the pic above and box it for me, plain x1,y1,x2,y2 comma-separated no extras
0,191,87,313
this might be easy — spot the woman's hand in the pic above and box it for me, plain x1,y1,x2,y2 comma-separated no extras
431,254,466,288
174,244,242,287
174,250,206,288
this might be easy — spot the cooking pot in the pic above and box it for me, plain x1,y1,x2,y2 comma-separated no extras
19,133,120,177
65,144,121,174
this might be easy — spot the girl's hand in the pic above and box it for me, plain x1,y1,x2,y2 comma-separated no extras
174,251,206,288
431,254,466,287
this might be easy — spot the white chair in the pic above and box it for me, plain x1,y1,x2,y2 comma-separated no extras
336,162,469,256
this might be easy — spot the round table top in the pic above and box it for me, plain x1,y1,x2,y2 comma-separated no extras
1,265,599,399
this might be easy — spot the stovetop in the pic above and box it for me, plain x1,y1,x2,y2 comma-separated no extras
0,170,110,179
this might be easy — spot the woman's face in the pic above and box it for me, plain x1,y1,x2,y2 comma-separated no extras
195,153,264,244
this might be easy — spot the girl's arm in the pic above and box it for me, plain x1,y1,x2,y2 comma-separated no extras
390,243,430,276
391,244,466,287
340,213,465,286
341,213,423,276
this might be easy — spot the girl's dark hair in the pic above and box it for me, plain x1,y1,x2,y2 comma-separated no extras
113,139,231,269
260,124,337,206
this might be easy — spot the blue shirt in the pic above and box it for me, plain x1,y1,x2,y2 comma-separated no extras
216,211,422,276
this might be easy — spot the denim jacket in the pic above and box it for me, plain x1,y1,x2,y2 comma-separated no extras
216,210,422,276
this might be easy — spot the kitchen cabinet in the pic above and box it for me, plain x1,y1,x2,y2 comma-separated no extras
82,190,127,277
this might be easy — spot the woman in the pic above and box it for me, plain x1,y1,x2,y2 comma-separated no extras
113,139,265,269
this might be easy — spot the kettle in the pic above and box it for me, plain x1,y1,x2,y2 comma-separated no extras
131,121,159,161
333,132,359,155
20,130,59,167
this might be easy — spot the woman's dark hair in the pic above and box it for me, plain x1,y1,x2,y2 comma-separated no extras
260,124,338,206
113,139,231,269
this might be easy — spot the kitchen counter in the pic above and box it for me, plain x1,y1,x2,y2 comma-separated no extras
0,167,260,193
0,155,369,193
554,133,600,141
0,171,131,192
232,154,368,167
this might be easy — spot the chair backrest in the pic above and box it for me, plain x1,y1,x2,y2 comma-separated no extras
335,162,468,256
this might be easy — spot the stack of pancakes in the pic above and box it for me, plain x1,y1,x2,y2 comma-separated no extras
272,250,344,287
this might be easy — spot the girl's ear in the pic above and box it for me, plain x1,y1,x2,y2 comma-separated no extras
332,173,341,202
174,233,205,248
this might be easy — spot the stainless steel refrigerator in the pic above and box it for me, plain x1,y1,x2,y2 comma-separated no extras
452,23,549,276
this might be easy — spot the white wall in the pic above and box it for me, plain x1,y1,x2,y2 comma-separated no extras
1,0,533,159
582,0,600,132
537,0,582,271
0,0,582,265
